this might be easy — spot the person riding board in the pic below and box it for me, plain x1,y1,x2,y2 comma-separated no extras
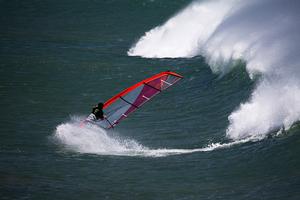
86,102,104,122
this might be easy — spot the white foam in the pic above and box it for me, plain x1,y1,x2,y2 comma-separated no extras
128,0,300,140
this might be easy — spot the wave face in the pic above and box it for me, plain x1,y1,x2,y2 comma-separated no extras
54,117,251,157
128,0,300,140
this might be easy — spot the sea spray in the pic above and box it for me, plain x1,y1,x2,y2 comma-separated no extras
54,119,146,155
128,0,237,58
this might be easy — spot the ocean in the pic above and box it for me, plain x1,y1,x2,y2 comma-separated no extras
1,0,300,199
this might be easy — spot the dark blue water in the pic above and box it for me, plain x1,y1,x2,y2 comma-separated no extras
1,0,300,199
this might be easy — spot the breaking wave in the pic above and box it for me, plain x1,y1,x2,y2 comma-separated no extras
54,117,253,157
128,0,300,140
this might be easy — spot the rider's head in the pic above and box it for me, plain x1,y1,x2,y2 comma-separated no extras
98,102,104,108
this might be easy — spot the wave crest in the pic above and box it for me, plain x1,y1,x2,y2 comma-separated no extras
128,0,300,140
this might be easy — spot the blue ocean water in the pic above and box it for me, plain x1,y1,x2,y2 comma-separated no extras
1,0,300,199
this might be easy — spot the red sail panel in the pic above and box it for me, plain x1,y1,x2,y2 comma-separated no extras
94,71,183,129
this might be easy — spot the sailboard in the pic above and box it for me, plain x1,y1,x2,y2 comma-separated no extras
87,71,183,129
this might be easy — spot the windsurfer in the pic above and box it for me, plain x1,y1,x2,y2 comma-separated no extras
87,102,104,121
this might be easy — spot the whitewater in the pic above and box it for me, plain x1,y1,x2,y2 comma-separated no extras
128,0,300,140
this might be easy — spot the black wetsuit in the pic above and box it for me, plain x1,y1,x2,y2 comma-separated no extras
92,106,104,120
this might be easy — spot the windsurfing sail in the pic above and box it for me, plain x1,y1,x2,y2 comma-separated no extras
93,71,183,129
